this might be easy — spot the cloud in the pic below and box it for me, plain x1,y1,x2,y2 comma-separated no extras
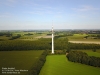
72,5,99,12
71,5,100,18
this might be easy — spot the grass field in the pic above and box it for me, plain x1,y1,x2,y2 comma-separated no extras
39,55,100,75
0,50,44,75
76,50,100,57
0,36,11,41
67,34,100,44
68,34,87,39
68,34,100,42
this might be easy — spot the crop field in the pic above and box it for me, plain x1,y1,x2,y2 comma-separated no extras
39,55,100,75
0,50,44,75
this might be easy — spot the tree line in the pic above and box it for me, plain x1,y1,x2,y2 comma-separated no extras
67,51,100,67
9,34,21,40
1,36,100,51
84,34,100,39
0,37,68,51
28,50,48,75
0,32,12,37
69,43,100,49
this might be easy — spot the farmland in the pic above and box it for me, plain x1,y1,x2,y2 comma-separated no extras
0,30,100,75
0,31,50,41
68,34,100,44
0,50,44,75
0,30,100,44
39,55,100,75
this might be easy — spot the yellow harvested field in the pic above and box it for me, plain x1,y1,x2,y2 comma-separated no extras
69,41,100,44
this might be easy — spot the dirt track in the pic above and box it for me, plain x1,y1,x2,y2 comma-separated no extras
69,41,100,44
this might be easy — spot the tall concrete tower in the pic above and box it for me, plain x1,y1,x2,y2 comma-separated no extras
52,25,54,54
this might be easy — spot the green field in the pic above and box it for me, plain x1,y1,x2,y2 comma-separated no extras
1,32,100,42
76,50,100,57
68,34,100,41
1,31,100,75
39,55,100,75
0,50,44,75
68,34,87,39
0,31,50,41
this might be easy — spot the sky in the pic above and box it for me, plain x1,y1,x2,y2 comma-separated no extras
0,0,100,30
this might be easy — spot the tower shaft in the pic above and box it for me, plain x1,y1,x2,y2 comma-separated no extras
52,26,54,54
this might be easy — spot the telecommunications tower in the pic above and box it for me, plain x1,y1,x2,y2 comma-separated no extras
52,23,54,54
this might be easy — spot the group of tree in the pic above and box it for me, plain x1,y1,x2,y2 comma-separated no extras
9,34,21,40
67,51,100,67
28,50,48,75
54,37,68,50
84,34,100,39
69,43,100,50
1,36,100,51
0,37,69,51
0,32,12,37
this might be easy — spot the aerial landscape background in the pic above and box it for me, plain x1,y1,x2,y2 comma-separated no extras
0,0,100,75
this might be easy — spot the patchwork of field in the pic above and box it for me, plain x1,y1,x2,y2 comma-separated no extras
0,50,44,75
39,55,100,75
67,34,100,44
68,34,100,43
0,31,50,41
0,32,100,75
17,32,50,41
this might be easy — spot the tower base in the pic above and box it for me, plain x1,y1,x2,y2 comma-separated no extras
51,53,55,54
